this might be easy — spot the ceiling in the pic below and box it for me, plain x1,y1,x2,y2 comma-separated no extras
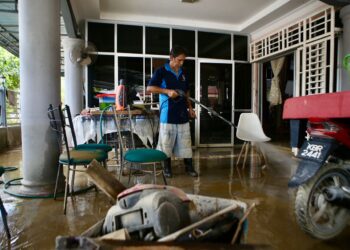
0,0,68,71
0,0,337,63
70,0,314,34
0,0,19,56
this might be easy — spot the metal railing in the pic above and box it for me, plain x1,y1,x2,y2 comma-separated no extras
0,85,20,127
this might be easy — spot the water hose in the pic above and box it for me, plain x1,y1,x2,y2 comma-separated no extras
0,166,18,184
99,104,113,144
0,166,95,199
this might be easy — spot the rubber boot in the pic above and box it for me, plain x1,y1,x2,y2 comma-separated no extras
162,158,172,178
184,158,198,177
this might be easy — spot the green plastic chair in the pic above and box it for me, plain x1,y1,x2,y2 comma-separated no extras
64,105,112,153
112,105,168,185
48,104,108,214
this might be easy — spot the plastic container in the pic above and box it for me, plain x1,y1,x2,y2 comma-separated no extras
96,93,115,110
116,80,127,111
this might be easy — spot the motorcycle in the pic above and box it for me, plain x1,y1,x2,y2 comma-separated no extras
283,91,350,240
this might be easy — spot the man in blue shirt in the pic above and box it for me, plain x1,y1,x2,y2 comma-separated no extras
147,46,198,178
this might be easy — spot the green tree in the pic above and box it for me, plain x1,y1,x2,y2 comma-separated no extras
0,47,20,90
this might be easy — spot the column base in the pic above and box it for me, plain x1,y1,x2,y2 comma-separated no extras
4,180,64,198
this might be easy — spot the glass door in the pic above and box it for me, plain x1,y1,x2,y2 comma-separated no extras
197,61,233,146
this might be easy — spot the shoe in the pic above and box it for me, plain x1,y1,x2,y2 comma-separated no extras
162,158,172,178
184,158,198,177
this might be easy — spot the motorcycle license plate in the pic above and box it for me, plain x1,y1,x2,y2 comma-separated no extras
298,139,333,163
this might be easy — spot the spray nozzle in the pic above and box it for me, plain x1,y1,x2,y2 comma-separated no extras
175,89,186,97
207,108,214,117
119,79,126,85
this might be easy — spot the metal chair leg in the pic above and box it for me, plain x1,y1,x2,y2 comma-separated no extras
118,151,124,181
127,164,132,186
162,169,167,186
118,165,123,181
70,165,77,195
153,163,157,184
63,165,71,215
54,163,62,200
0,196,11,240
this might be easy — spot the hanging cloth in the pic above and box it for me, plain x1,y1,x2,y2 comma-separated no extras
268,57,285,107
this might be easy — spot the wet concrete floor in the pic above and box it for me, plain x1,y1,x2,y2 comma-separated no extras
0,144,349,249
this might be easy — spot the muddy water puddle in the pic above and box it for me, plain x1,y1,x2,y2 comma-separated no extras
0,146,349,249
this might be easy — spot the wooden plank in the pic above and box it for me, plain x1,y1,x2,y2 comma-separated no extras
86,160,126,201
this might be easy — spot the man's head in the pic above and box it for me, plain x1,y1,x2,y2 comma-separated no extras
169,46,187,70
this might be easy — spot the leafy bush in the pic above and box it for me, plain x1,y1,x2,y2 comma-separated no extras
0,47,19,90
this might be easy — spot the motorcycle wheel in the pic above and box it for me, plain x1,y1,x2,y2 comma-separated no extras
295,163,350,240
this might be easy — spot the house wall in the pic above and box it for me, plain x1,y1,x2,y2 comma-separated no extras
340,5,350,90
0,128,6,149
0,126,21,151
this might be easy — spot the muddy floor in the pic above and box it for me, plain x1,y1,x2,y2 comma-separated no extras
0,144,349,249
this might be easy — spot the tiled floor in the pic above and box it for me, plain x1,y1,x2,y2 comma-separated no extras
0,144,349,249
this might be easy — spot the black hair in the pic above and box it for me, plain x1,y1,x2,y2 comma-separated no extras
170,45,188,58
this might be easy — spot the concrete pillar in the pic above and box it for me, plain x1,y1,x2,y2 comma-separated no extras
62,38,84,117
19,0,61,195
340,5,350,91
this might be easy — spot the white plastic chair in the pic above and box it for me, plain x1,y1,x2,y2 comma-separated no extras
236,113,270,169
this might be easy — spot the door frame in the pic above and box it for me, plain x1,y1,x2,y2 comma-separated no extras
258,52,296,144
195,58,234,147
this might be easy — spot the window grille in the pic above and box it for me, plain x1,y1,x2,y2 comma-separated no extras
250,7,333,62
305,8,332,42
299,37,333,96
250,7,335,97
286,23,303,48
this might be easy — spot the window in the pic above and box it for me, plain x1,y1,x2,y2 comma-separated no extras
172,29,195,57
118,57,144,102
87,55,114,107
117,24,143,53
88,22,114,52
300,38,333,95
184,59,196,144
146,27,170,55
235,63,251,109
234,35,248,61
198,31,231,59
146,58,168,104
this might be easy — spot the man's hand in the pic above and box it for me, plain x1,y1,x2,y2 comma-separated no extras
188,108,196,119
147,86,179,99
167,89,179,99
